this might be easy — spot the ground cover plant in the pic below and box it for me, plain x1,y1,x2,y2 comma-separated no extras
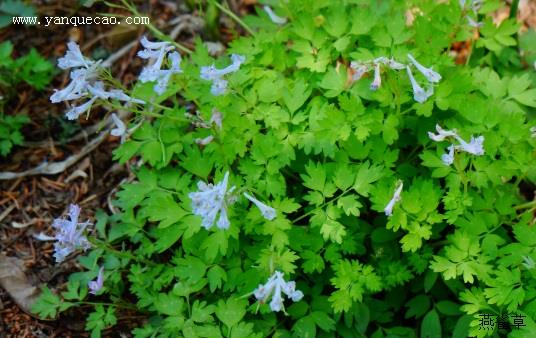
25,0,536,337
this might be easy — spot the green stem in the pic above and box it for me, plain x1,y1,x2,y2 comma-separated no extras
509,0,520,19
210,0,255,36
514,200,536,210
291,188,352,223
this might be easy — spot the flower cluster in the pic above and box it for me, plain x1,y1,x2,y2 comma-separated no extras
200,54,245,96
350,53,441,103
88,266,104,295
384,181,403,217
253,271,303,312
137,36,183,95
52,204,92,263
50,42,144,120
428,124,485,166
188,172,236,230
460,0,483,28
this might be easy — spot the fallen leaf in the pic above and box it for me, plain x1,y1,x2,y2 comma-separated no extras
0,253,40,315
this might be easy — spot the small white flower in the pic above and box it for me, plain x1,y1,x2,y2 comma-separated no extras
384,181,403,217
530,126,536,138
210,78,228,96
52,204,92,263
243,192,277,220
188,171,236,230
195,135,214,145
428,124,459,142
407,54,441,83
441,144,455,166
406,66,434,103
107,89,145,104
385,58,406,70
370,63,381,90
253,271,303,312
50,68,91,103
263,5,287,25
350,61,369,81
455,135,485,155
110,113,126,137
88,266,105,295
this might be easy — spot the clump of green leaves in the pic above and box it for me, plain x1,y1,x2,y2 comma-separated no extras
33,0,536,337
0,41,54,91
0,113,29,156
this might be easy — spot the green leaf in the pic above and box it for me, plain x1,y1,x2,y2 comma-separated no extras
319,66,348,98
31,286,61,319
310,311,335,332
320,218,346,244
215,297,247,328
283,78,311,113
420,309,441,338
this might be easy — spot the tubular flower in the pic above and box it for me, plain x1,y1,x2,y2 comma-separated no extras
51,42,144,120
200,54,245,96
384,181,403,217
263,5,287,25
138,37,183,95
454,135,485,156
428,124,459,142
188,171,236,230
407,53,442,83
88,266,104,295
441,144,455,166
110,113,126,137
350,61,369,81
243,192,277,220
406,66,434,103
52,204,92,263
370,62,382,90
253,271,303,312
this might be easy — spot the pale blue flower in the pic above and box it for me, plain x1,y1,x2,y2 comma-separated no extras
65,96,98,120
52,204,91,263
406,66,434,103
263,5,287,25
57,42,93,70
195,135,214,145
253,271,303,312
428,124,458,142
138,37,182,94
455,135,485,155
370,63,382,90
384,181,403,217
350,61,368,81
466,16,482,28
189,171,236,230
200,54,245,96
88,266,104,295
243,192,277,220
441,145,455,166
110,113,126,137
407,54,442,83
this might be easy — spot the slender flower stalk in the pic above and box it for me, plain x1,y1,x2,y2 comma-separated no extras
253,271,303,312
243,192,277,220
384,181,403,217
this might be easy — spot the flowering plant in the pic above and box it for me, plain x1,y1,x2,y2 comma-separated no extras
32,1,536,337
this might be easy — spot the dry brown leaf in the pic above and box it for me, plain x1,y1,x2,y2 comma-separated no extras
0,253,40,315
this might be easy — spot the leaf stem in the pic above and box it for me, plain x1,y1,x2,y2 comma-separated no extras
210,0,255,36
